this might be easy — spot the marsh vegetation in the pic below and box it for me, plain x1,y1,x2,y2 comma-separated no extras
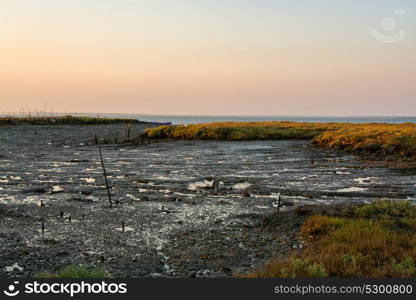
240,201,416,278
143,122,416,161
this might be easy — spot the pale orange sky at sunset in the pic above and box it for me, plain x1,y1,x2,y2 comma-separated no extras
1,0,415,116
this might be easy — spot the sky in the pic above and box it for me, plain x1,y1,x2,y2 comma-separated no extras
0,0,415,116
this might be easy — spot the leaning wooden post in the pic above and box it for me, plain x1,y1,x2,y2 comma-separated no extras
98,136,113,209
277,193,281,213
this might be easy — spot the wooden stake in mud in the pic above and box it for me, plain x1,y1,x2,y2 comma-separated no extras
277,193,281,213
122,220,125,232
124,122,132,142
98,136,113,209
212,179,220,192
41,222,45,237
60,211,64,218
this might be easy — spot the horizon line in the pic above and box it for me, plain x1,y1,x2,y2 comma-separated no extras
37,112,416,119
2,111,416,119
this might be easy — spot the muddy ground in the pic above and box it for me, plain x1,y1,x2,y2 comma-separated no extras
1,124,416,277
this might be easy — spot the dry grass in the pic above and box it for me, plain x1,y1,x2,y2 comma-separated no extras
142,121,343,141
313,123,416,161
239,201,416,278
143,122,416,161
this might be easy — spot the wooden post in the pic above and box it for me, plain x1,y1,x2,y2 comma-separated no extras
128,122,131,140
277,193,281,213
68,214,72,222
212,179,220,191
60,211,64,218
41,222,45,237
122,220,125,232
124,122,132,142
98,137,113,209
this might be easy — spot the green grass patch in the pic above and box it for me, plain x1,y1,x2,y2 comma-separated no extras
38,265,110,278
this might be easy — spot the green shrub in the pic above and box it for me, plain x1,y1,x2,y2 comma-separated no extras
393,257,416,275
355,200,416,219
281,259,328,278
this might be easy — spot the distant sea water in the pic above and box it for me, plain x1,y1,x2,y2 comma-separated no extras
9,112,414,125
67,114,416,125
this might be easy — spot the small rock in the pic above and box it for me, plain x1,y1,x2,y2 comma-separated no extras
56,251,70,257
23,187,47,194
4,263,24,272
221,267,232,276
242,191,251,198
69,197,94,203
292,243,304,249
133,254,140,262
70,159,90,163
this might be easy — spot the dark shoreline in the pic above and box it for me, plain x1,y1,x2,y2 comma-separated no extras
0,115,146,126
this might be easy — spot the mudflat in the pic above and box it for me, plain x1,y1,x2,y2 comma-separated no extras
1,124,415,277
